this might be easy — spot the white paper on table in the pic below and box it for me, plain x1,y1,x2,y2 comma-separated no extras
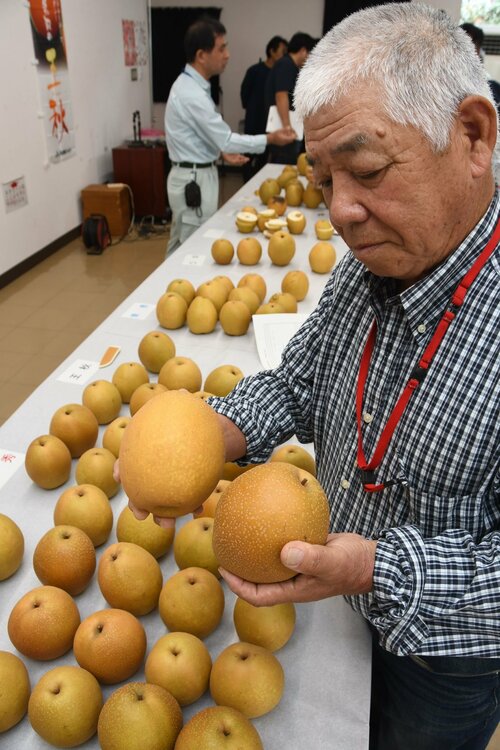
252,313,308,370
182,254,206,267
266,105,304,140
122,302,155,320
57,359,99,385
0,450,24,490
202,228,226,239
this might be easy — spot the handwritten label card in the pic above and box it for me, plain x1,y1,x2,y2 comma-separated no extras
57,359,99,385
0,450,25,490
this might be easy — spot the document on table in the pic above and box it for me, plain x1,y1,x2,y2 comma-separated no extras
253,313,308,370
266,105,304,140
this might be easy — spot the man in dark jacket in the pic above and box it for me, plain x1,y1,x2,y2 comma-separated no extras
240,36,288,178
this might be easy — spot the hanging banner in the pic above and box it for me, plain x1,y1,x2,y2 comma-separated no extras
29,0,76,163
122,19,148,67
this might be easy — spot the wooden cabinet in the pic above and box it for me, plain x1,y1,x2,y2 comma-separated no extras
112,145,169,219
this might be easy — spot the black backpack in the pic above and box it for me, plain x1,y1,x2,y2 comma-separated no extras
82,214,111,254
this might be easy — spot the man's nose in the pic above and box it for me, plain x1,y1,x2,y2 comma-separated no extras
328,177,368,228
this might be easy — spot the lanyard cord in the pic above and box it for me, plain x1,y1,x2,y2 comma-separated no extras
356,218,500,493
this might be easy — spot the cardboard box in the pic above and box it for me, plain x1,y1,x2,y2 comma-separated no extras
81,184,132,237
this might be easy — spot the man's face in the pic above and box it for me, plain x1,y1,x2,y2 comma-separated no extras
305,85,477,287
270,42,287,63
203,34,229,77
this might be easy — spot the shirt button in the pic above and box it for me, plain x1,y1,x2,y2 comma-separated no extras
417,324,427,334
340,479,350,490
363,412,374,424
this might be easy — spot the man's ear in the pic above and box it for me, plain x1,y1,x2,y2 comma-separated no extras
457,95,498,178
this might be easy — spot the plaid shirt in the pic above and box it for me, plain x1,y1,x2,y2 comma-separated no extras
209,190,500,657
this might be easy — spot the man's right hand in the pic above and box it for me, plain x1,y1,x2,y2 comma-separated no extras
267,127,297,146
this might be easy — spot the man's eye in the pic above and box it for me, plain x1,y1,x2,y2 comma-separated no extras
356,167,385,181
317,178,332,190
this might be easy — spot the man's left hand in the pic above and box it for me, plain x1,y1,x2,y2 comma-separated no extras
219,533,377,606
222,152,249,165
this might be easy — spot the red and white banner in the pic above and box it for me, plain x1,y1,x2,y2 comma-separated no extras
29,0,76,163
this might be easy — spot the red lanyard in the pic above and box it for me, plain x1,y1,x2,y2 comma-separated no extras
356,217,500,493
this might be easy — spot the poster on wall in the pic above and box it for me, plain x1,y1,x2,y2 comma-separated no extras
29,0,76,163
122,20,148,67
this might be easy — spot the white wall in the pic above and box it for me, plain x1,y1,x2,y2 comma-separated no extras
150,0,324,134
414,0,461,21
0,0,151,277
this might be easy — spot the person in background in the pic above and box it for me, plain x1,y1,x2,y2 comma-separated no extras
240,35,288,179
164,17,295,254
461,22,500,116
264,32,316,164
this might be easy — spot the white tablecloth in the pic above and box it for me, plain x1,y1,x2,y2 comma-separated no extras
0,165,371,749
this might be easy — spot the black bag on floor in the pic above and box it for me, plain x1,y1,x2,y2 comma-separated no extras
82,214,111,254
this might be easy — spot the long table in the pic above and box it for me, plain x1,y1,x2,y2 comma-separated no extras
0,165,371,749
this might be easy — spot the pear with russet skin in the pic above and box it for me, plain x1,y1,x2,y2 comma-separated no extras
309,241,337,274
82,380,122,425
25,434,72,490
75,447,119,498
138,330,176,373
0,513,24,580
156,291,188,329
211,238,234,265
112,362,149,404
268,232,296,266
102,416,131,457
228,287,260,315
281,269,309,301
237,238,262,265
237,273,266,302
258,178,281,205
129,382,167,416
49,403,98,458
158,356,202,392
268,292,298,313
219,300,252,336
166,278,196,305
187,296,218,335
204,364,244,396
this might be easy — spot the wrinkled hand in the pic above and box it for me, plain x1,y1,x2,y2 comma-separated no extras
222,152,250,166
219,533,377,606
268,126,297,146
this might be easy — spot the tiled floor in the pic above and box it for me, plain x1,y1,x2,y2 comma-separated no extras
0,172,244,426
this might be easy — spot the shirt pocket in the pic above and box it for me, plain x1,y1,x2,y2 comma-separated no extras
405,485,487,542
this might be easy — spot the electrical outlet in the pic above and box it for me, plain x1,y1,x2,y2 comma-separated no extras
3,176,28,212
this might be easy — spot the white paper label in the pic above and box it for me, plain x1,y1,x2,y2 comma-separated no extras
57,359,99,384
122,303,155,320
0,450,24,489
182,254,205,266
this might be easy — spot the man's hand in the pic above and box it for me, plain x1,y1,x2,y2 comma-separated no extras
128,499,177,530
267,127,297,146
222,152,250,165
114,458,178,530
219,533,377,606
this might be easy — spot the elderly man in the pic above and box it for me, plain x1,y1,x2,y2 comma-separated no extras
132,4,499,748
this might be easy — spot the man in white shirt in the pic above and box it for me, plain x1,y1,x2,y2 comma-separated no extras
165,17,295,253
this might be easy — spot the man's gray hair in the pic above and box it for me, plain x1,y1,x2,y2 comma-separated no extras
294,3,498,154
